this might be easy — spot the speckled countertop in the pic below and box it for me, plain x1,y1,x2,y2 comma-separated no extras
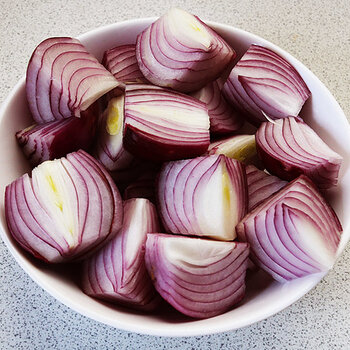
1,0,350,349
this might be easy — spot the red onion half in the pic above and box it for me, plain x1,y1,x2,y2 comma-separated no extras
5,150,123,263
246,165,287,211
82,198,160,310
16,109,97,167
136,8,235,93
207,134,257,164
223,44,311,125
26,37,119,124
236,175,342,282
102,44,148,83
145,234,249,318
124,84,210,161
191,79,243,134
157,155,247,240
94,95,134,171
256,117,343,189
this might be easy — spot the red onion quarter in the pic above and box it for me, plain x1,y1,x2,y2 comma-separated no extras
5,150,123,263
145,234,249,318
236,175,342,282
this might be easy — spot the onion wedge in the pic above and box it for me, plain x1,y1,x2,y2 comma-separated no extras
236,175,342,282
94,95,134,171
16,108,97,167
223,44,311,125
191,79,243,134
136,8,235,92
255,117,343,189
145,234,249,318
246,165,287,211
5,150,123,263
102,44,148,83
26,37,119,123
82,198,160,310
207,134,257,164
157,155,247,240
124,84,210,161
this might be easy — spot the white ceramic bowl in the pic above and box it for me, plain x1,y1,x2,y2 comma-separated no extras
1,18,350,337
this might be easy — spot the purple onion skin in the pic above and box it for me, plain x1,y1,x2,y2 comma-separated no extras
5,150,123,263
223,44,311,126
246,165,287,211
123,124,209,162
82,198,161,311
16,103,98,167
145,234,250,319
136,8,236,93
236,175,342,282
255,117,343,190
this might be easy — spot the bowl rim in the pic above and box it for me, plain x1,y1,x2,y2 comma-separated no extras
0,16,349,337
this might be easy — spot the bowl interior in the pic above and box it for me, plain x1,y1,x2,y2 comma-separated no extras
0,18,350,337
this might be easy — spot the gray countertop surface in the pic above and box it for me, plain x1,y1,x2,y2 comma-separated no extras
1,0,350,349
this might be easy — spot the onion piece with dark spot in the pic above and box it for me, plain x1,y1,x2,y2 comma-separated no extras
145,234,249,318
255,116,342,189
157,155,247,240
94,95,134,171
223,44,311,125
136,8,235,93
246,164,287,211
82,198,160,310
4,150,123,263
26,37,119,123
191,79,243,134
102,44,148,84
124,84,210,162
236,175,342,282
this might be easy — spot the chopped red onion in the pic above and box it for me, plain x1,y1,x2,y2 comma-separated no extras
255,116,343,189
246,165,287,211
191,79,243,134
94,95,134,171
124,84,210,162
82,198,160,310
223,44,311,125
157,155,247,240
207,134,257,164
26,37,119,123
236,175,342,282
102,44,148,83
5,150,123,263
145,234,249,318
136,8,235,93
16,107,97,167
